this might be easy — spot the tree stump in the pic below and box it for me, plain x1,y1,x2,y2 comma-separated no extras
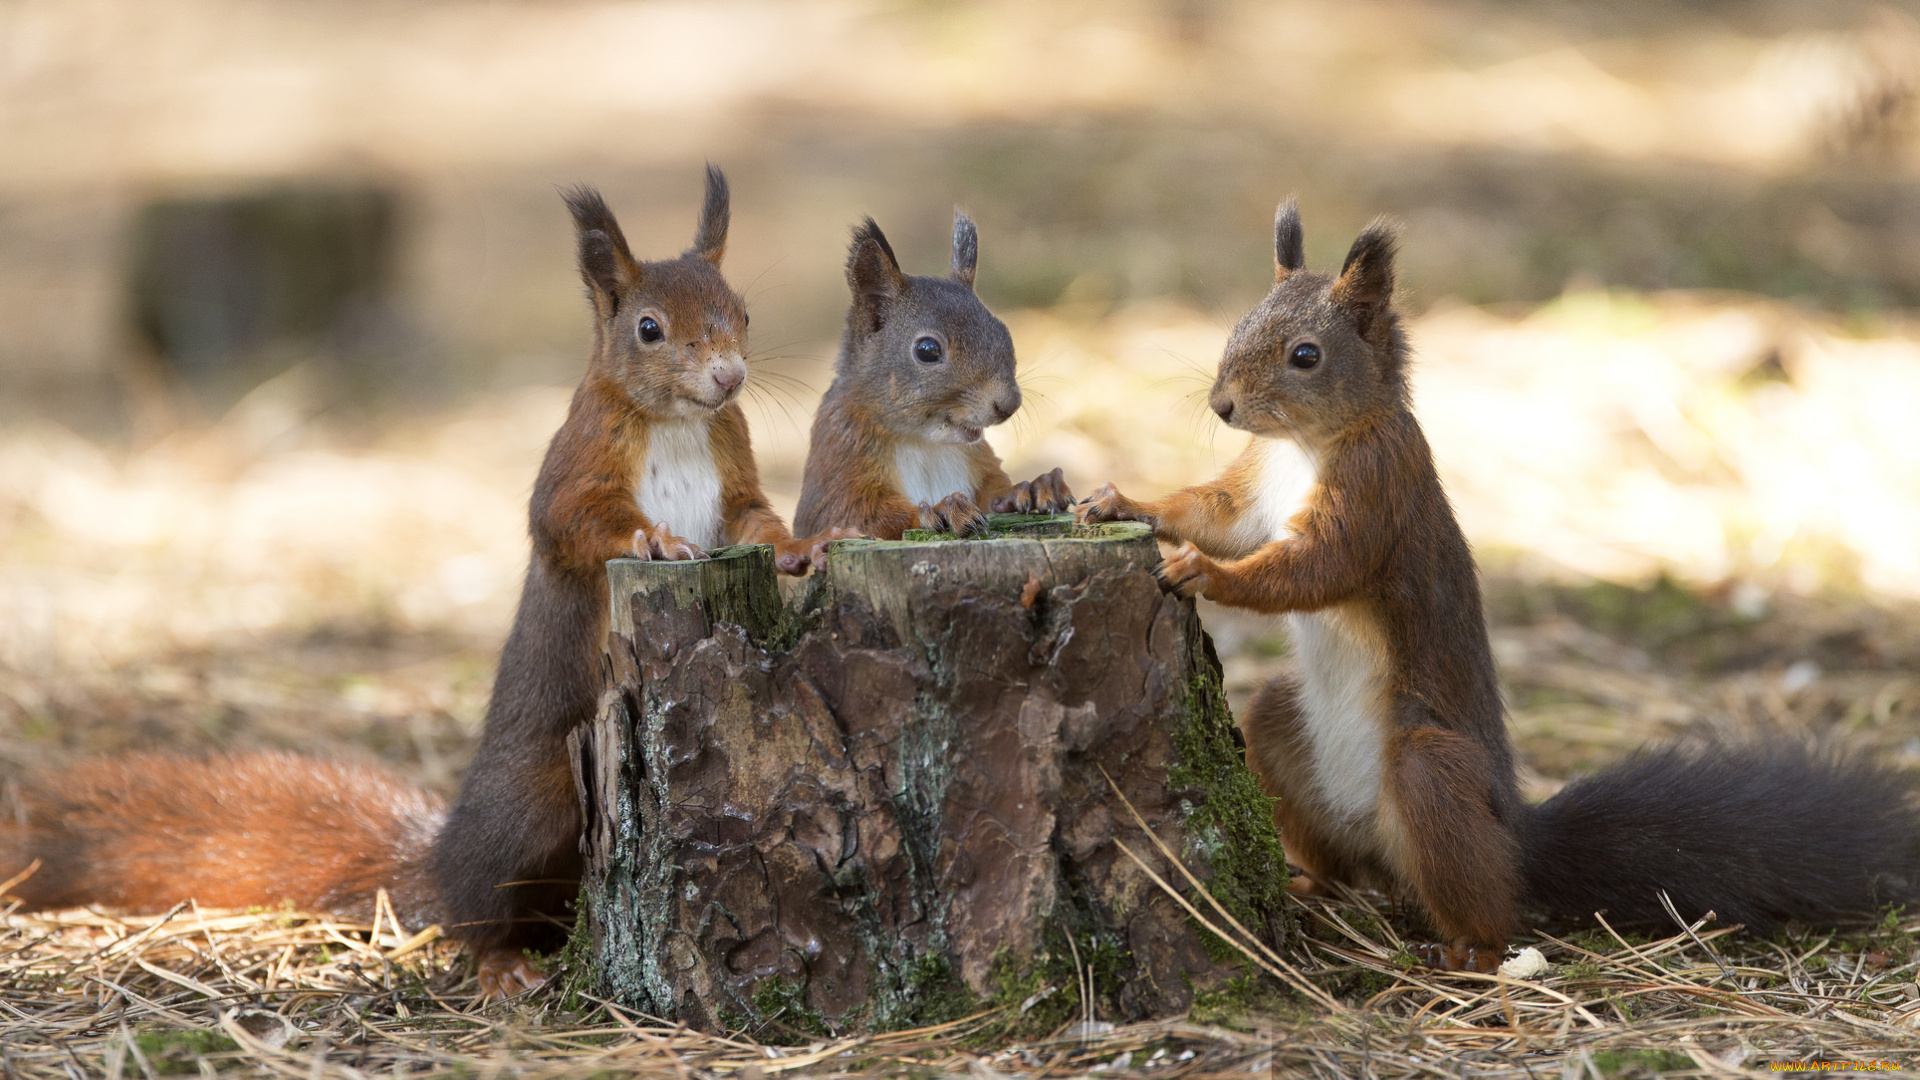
571,514,1292,1037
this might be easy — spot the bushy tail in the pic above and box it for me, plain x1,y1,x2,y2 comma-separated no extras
1521,740,1920,933
3,753,445,929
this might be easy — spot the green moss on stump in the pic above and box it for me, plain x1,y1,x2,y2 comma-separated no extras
899,512,1132,543
1169,657,1292,960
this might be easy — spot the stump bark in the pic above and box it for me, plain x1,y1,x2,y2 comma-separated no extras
571,515,1292,1036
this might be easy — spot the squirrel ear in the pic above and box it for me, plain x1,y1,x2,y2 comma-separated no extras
563,185,641,311
689,164,729,265
949,211,978,290
1331,217,1399,338
847,217,904,334
1274,198,1305,280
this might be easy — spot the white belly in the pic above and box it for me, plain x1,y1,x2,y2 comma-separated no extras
1240,436,1390,824
893,441,975,507
1287,605,1391,822
636,419,724,548
1232,436,1319,549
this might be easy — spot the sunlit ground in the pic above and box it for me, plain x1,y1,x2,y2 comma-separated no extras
7,0,1920,1066
3,290,1917,797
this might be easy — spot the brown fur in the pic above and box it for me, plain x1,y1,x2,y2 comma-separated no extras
1080,201,1521,963
1090,201,1920,957
436,169,844,994
1239,677,1382,892
794,214,1072,539
1,169,838,1000
5,753,442,927
1084,201,1920,967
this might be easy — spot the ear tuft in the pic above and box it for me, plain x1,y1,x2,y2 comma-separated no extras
690,164,729,264
846,217,904,334
950,211,979,290
1331,216,1400,337
562,184,639,303
1274,197,1305,279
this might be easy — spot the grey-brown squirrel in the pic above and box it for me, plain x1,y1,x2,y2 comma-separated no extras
793,213,1073,539
2,168,849,998
1080,200,1920,970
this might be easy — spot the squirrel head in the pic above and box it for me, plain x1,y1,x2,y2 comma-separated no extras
1209,200,1408,449
837,213,1021,445
564,166,749,420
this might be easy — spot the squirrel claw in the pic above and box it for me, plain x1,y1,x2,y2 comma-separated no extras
1153,542,1212,598
1408,942,1502,974
633,523,707,563
1075,482,1137,525
773,528,863,576
477,948,547,1000
993,468,1073,514
922,492,989,537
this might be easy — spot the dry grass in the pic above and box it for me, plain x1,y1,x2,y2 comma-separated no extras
4,874,1918,1077
5,294,1920,1075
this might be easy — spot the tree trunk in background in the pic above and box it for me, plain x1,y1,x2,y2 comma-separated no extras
571,516,1292,1038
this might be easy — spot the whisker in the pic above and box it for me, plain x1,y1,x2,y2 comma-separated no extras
1019,386,1057,410
744,377,809,414
742,381,800,432
748,370,820,400
1183,273,1230,324
745,339,811,360
740,255,790,305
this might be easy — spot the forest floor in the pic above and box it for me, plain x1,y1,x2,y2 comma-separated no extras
4,294,1920,1076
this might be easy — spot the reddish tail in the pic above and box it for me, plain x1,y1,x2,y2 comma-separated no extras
3,753,444,929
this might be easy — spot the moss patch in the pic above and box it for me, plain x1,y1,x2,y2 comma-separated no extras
1187,973,1296,1027
133,1028,238,1070
1167,654,1293,959
549,882,601,1017
721,977,832,1045
897,513,1135,543
1589,1049,1694,1077
982,916,1133,1042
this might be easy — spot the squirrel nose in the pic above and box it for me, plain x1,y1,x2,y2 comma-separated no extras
990,397,1016,423
712,366,744,394
1213,399,1235,423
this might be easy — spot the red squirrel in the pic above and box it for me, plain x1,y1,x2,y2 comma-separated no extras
1081,200,1920,970
793,213,1073,539
3,169,847,998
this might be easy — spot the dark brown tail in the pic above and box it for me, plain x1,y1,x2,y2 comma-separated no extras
3,752,445,929
1523,739,1920,933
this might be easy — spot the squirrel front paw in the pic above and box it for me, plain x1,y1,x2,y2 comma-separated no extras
630,523,709,562
476,947,547,1000
1075,482,1147,526
991,467,1075,514
772,528,863,575
1408,942,1503,974
918,492,990,537
1151,541,1217,599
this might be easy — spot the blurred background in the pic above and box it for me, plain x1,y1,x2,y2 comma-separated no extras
4,0,1919,796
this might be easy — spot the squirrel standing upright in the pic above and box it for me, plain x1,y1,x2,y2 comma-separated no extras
793,213,1073,539
2,168,846,998
1081,201,1920,970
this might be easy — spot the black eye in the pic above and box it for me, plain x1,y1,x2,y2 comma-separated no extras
742,311,749,328
639,317,664,344
913,336,944,364
1288,342,1321,370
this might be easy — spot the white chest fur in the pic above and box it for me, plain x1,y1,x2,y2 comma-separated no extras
635,418,724,548
1240,436,1392,826
893,441,975,507
1234,436,1319,548
1288,605,1391,823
